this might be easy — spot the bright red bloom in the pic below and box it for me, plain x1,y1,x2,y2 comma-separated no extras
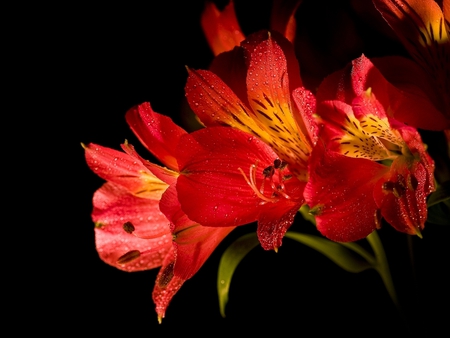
372,0,450,128
84,102,234,321
317,51,449,131
201,0,302,56
177,30,317,250
305,55,435,242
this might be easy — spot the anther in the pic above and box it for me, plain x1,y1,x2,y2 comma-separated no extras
408,174,418,191
123,221,135,234
122,221,167,240
157,262,175,288
382,180,405,198
374,209,382,229
239,159,293,205
117,250,141,265
263,165,275,178
273,158,282,169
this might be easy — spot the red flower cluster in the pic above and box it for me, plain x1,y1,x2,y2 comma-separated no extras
84,0,447,321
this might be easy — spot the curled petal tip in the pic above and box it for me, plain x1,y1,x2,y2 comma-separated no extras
414,227,423,239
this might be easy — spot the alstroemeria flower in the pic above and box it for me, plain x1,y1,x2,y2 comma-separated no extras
201,0,302,56
177,30,317,250
305,63,435,241
372,0,450,127
84,102,234,321
317,52,449,131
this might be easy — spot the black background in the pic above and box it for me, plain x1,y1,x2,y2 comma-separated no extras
37,0,450,335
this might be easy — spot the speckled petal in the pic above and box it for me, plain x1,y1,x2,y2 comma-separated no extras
93,183,172,272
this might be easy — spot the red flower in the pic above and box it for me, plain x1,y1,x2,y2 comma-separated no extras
305,55,435,242
372,0,450,128
201,0,302,56
176,30,317,250
84,102,234,322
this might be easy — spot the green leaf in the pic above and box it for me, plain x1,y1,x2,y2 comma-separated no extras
426,180,450,225
365,231,399,308
286,231,399,309
284,232,373,273
427,202,450,225
217,233,260,317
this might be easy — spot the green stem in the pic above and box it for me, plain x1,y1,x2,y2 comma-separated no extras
339,242,376,265
366,231,399,308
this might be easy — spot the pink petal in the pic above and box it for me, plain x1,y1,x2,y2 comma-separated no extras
84,142,167,199
93,182,172,272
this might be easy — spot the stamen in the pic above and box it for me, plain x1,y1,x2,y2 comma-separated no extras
263,165,274,178
123,221,135,234
122,221,167,240
238,159,293,204
382,176,406,198
157,262,175,288
273,158,282,169
238,166,276,203
117,247,164,266
117,250,141,265
374,209,382,229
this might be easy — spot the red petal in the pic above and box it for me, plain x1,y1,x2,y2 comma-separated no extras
200,0,245,56
373,0,450,120
372,56,450,130
270,0,303,43
84,142,167,199
159,184,235,279
257,200,302,250
185,68,265,137
152,247,185,322
176,126,295,227
242,32,311,174
93,183,172,272
125,102,187,171
176,127,273,227
291,86,319,145
317,54,450,130
374,128,435,235
372,0,449,67
305,143,388,242
374,160,433,235
242,30,303,95
209,47,249,105
444,0,450,26
121,142,179,186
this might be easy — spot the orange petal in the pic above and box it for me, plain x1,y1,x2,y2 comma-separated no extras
270,0,303,42
200,0,245,56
